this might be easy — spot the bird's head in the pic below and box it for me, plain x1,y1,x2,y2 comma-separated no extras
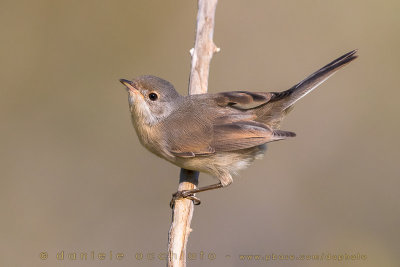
120,75,181,125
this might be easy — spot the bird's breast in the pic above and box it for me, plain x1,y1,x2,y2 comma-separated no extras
130,114,174,160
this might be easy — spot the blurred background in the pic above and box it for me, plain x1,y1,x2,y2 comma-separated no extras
1,0,399,266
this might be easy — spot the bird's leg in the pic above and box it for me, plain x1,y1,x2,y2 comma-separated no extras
170,183,223,208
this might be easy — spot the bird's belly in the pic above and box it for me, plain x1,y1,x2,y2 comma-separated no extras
171,145,267,176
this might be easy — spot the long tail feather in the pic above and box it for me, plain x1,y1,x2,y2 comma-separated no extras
259,50,358,127
272,49,358,109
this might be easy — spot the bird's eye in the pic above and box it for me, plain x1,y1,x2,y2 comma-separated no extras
148,92,158,101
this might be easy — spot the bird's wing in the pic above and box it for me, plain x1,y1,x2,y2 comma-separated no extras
168,119,295,157
211,121,295,152
213,91,274,110
166,92,298,158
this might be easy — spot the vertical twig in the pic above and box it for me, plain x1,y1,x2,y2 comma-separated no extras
167,1,219,266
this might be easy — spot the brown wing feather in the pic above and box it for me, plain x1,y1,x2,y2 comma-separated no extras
214,91,273,110
212,121,295,152
169,121,295,157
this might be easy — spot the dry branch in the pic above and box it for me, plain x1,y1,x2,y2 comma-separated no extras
167,0,219,266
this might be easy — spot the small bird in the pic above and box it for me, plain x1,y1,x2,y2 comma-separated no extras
120,50,357,206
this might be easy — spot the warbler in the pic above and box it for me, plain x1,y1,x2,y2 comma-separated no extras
120,50,358,206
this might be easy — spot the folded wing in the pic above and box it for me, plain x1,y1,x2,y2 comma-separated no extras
169,120,295,157
212,121,295,152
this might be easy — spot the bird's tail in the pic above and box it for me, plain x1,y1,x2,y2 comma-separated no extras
258,50,358,127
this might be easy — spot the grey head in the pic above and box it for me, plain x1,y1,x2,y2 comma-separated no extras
120,75,182,125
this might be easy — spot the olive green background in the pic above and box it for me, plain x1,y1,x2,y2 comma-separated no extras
1,0,399,266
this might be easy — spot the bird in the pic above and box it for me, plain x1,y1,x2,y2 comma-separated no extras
120,50,358,206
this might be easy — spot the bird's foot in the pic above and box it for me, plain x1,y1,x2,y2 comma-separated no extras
170,190,201,209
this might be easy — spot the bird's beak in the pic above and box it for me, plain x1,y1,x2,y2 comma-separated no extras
119,79,137,92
